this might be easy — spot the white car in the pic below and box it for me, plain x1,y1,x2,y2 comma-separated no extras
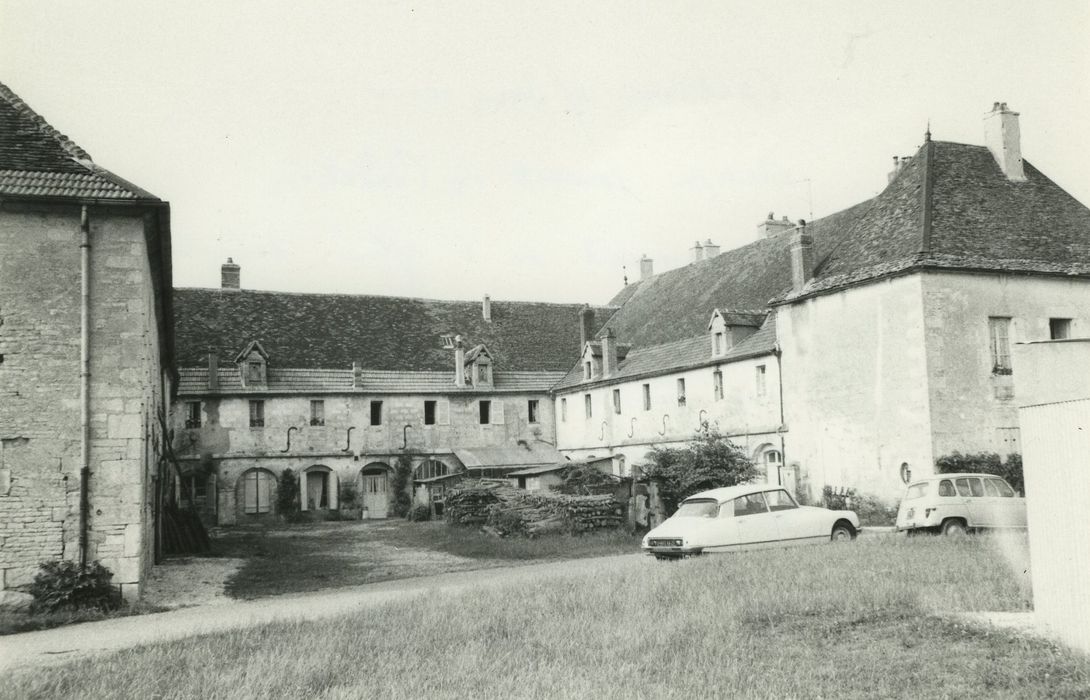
641,483,861,560
895,473,1027,535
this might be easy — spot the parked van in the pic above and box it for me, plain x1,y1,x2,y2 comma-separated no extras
895,473,1027,535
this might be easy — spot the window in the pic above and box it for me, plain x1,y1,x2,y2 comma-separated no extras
249,400,265,428
713,332,724,355
424,400,437,425
954,477,984,497
989,478,1015,497
642,384,651,411
713,370,723,401
674,499,719,518
764,489,797,512
584,362,592,380
938,480,955,497
185,401,201,429
477,363,491,384
528,399,539,424
584,394,592,419
561,397,567,422
479,400,491,424
247,361,264,383
1050,318,1072,340
242,469,273,514
370,401,383,426
310,400,325,426
733,493,768,516
612,389,621,414
676,378,686,407
417,459,449,480
988,317,1012,373
181,474,208,508
755,365,767,396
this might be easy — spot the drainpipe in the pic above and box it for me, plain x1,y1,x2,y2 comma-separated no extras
79,205,91,569
775,347,787,487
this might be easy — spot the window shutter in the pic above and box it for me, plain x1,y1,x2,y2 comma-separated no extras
438,399,450,425
243,472,258,513
491,400,505,425
329,471,339,510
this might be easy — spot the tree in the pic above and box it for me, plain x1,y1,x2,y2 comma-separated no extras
638,424,759,515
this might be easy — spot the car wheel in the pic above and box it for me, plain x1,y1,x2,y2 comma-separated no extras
942,519,968,536
830,523,854,542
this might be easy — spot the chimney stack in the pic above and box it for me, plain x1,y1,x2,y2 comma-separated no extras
600,328,618,377
453,335,466,388
482,294,492,322
221,258,240,290
702,238,721,258
757,213,795,238
352,361,362,389
984,102,1025,181
207,352,219,391
579,306,596,348
689,240,705,263
789,220,814,293
639,255,654,281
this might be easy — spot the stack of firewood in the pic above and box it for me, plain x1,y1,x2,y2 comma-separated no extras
446,483,625,536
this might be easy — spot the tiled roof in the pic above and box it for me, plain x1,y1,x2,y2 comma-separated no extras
173,288,616,372
454,444,563,469
0,81,158,200
177,367,567,395
553,315,776,392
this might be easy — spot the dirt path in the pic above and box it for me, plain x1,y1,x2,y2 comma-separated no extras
0,553,646,673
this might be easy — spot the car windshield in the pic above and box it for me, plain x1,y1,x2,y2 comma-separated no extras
675,499,719,518
905,483,929,500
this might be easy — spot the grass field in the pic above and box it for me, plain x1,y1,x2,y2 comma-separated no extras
217,521,642,599
10,533,1090,699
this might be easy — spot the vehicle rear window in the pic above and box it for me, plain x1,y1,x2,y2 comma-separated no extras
675,499,719,518
989,478,1015,497
905,483,929,500
938,480,955,497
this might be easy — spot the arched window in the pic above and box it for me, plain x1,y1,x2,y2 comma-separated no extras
241,469,275,514
302,465,338,511
417,459,449,481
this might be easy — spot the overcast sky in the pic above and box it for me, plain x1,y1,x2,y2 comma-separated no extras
3,1,1088,305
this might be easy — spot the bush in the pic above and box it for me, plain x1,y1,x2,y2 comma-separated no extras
28,560,121,613
852,492,898,526
935,451,1024,494
407,503,432,522
822,485,856,511
339,480,359,509
638,424,758,515
391,453,415,518
278,469,299,518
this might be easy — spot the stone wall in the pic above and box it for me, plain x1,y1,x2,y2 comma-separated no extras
0,205,166,597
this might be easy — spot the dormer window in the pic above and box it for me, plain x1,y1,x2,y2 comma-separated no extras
464,343,494,388
713,332,725,356
584,362,592,380
707,309,763,358
475,361,492,386
235,340,270,388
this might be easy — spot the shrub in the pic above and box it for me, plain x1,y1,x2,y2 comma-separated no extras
822,485,856,511
851,492,898,526
638,424,758,515
28,560,121,613
935,451,1024,494
338,480,359,509
391,453,415,517
407,503,432,522
277,469,299,518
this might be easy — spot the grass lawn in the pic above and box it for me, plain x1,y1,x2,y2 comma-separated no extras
10,533,1090,699
215,520,642,599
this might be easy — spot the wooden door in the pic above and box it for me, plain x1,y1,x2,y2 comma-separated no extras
363,473,388,519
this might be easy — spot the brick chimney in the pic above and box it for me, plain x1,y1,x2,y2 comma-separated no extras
352,361,362,389
453,335,466,388
639,255,654,281
482,294,492,322
600,328,618,377
702,238,721,258
221,258,240,290
984,102,1025,181
789,221,814,293
579,306,596,347
207,352,219,391
689,240,704,263
758,213,795,238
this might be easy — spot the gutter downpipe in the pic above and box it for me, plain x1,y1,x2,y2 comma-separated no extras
775,345,787,488
79,205,91,569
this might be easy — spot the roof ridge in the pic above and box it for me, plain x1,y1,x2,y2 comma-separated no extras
0,81,92,163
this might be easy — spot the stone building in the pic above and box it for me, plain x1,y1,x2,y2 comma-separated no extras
171,270,613,524
0,82,173,597
558,103,1090,502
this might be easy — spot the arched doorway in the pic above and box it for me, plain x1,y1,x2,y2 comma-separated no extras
301,465,338,511
236,468,277,520
360,462,391,519
415,459,450,516
754,444,784,485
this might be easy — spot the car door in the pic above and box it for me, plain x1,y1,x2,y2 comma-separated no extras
954,476,990,527
764,489,818,545
987,477,1026,528
730,492,778,548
